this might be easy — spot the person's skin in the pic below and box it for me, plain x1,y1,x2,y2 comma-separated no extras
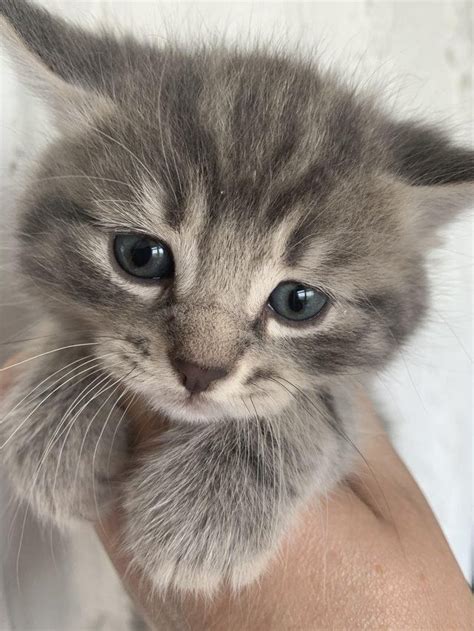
1,355,471,630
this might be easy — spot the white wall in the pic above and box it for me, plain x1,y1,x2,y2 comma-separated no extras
0,2,472,629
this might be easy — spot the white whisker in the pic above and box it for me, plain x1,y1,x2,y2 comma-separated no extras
0,343,101,372
0,356,112,448
92,387,130,530
0,353,113,427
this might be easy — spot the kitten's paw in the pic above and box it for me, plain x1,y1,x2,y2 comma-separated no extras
228,551,274,591
121,421,288,597
123,518,275,597
149,549,272,596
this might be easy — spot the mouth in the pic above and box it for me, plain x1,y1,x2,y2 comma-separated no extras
180,391,220,415
182,391,206,405
150,387,227,423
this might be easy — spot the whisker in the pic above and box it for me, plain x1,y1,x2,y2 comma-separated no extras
9,366,113,537
71,372,132,511
12,370,110,593
0,343,101,373
0,355,114,448
49,372,118,507
0,352,114,427
0,332,122,349
92,387,130,533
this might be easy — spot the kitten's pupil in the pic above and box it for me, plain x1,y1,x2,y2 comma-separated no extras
131,240,155,267
289,287,310,312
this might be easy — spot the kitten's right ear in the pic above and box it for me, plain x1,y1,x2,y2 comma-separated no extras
0,0,117,131
387,120,473,240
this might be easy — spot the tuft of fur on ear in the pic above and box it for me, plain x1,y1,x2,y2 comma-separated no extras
387,120,473,237
0,0,116,132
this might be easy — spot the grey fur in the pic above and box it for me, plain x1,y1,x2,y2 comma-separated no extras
0,0,473,597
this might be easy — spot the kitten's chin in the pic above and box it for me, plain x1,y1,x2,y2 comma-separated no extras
137,389,252,424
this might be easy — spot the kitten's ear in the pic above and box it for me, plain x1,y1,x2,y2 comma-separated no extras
388,121,473,236
0,0,117,131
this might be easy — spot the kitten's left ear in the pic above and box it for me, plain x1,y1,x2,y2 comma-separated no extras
388,120,473,237
0,0,119,132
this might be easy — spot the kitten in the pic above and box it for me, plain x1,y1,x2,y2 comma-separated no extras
0,0,472,597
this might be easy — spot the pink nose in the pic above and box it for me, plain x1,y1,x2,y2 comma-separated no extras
171,358,228,393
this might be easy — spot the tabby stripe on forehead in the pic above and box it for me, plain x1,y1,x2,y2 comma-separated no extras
278,169,334,266
151,58,222,230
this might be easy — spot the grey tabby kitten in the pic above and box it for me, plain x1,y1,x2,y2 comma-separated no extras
0,0,472,596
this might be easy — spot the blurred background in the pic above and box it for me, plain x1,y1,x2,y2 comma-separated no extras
0,1,472,629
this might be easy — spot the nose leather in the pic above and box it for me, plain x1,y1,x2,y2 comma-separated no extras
171,358,228,393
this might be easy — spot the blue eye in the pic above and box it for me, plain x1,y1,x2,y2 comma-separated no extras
268,282,328,322
114,234,174,280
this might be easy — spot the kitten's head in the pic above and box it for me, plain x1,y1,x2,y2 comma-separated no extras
1,0,473,423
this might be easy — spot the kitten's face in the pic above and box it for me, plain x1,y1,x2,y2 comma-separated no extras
1,3,470,424
17,53,430,423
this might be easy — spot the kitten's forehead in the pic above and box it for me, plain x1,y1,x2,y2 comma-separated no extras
144,51,378,228
76,50,376,229
120,53,381,250
46,49,384,232
139,176,293,308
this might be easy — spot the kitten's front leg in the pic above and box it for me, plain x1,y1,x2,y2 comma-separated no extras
0,343,130,525
122,412,327,596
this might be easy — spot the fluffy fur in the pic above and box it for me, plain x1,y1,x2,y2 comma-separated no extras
0,0,472,596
